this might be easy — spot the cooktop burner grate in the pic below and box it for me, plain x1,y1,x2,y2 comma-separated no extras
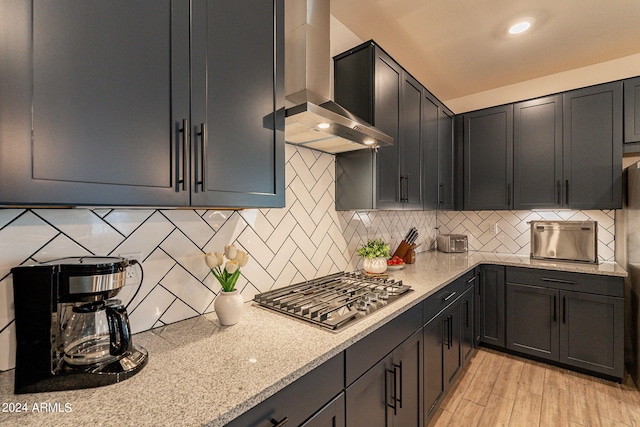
253,272,412,331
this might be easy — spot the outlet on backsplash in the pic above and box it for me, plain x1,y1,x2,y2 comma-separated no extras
119,252,143,286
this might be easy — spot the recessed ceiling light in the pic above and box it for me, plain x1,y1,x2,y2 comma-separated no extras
316,122,331,129
508,19,533,35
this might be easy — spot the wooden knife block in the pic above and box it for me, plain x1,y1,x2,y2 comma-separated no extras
392,241,416,264
404,250,416,264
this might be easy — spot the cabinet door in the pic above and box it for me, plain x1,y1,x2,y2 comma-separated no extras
480,265,506,347
190,0,285,208
345,354,391,427
391,331,423,427
559,291,624,380
463,105,514,210
301,393,345,427
513,95,563,209
562,82,623,209
0,0,190,206
460,285,475,366
374,49,402,209
443,303,462,389
422,92,439,209
506,283,559,360
423,315,444,423
400,72,423,209
624,76,640,146
438,107,456,210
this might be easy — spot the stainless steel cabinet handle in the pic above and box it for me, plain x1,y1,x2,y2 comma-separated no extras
270,417,288,426
178,119,188,191
542,277,576,285
443,291,457,302
399,175,405,203
553,295,557,322
197,123,207,192
467,276,477,284
565,180,570,205
439,183,444,205
448,315,453,349
563,296,566,324
465,300,470,328
507,183,511,207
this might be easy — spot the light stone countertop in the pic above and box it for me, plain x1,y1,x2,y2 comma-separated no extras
0,251,626,426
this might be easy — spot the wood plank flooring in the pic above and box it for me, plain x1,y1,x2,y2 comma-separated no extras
429,347,640,426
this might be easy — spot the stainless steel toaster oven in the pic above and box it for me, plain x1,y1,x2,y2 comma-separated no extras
530,220,598,264
437,234,468,253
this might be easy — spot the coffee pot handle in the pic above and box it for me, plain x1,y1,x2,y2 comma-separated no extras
106,304,131,357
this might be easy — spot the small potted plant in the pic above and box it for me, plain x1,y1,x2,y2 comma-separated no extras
356,238,390,274
205,244,249,326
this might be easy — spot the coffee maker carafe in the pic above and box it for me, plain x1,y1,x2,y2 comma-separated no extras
11,256,148,394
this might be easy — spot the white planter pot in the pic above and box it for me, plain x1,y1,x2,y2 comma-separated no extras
363,257,388,274
214,289,244,326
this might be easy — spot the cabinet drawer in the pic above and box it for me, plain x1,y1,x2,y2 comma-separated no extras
345,303,422,386
226,352,344,427
423,270,476,324
506,267,623,297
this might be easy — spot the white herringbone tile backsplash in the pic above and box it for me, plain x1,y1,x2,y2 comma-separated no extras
0,144,618,371
437,209,616,261
0,145,437,371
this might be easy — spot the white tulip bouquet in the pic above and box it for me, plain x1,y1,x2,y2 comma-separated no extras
205,244,249,292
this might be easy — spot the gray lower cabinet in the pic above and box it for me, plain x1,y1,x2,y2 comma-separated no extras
226,353,344,427
0,0,284,208
479,265,506,348
505,267,624,380
423,272,476,424
506,283,560,360
624,76,640,149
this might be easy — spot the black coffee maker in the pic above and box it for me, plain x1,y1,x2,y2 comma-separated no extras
11,256,148,394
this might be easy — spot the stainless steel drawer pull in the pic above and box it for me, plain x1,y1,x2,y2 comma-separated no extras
542,277,576,285
442,291,457,301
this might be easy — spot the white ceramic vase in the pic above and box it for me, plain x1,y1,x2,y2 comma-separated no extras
214,289,244,326
363,257,388,274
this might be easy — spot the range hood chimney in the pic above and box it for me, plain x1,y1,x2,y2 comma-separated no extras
284,0,393,153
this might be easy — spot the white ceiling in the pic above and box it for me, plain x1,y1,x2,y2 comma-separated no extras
330,0,640,113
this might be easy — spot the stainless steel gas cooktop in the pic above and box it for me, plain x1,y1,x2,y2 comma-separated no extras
253,272,412,331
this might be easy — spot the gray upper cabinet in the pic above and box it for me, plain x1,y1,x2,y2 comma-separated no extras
334,42,399,210
463,105,514,210
513,95,563,209
0,0,284,208
0,0,189,206
400,72,424,209
562,82,622,210
422,92,439,209
190,0,284,208
438,106,456,210
334,41,429,210
422,91,454,210
624,76,640,151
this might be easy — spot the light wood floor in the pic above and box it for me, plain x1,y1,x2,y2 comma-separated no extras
429,347,640,426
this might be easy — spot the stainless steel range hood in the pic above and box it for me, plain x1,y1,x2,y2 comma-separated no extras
284,0,393,154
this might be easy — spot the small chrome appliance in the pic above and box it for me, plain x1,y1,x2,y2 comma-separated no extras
437,234,468,253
